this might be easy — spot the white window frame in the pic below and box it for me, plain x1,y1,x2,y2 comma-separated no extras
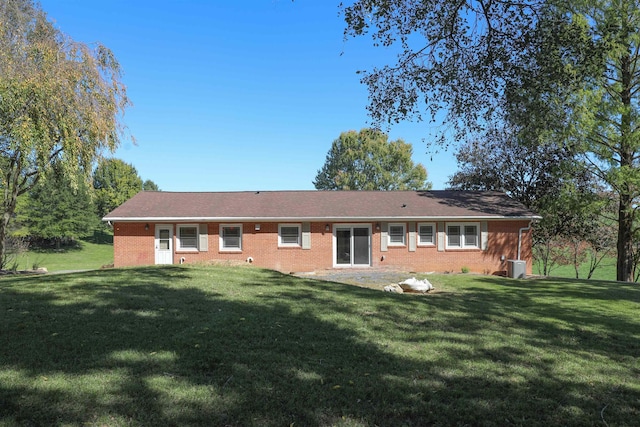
219,224,242,251
177,224,199,251
388,223,406,246
278,224,301,247
418,222,436,246
446,222,480,249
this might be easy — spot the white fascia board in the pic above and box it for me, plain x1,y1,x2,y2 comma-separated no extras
104,215,541,222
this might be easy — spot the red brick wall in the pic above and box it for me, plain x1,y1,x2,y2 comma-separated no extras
112,220,533,274
113,222,155,267
366,220,532,274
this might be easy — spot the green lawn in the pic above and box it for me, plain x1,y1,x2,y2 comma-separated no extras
12,240,113,272
533,257,618,281
1,265,638,426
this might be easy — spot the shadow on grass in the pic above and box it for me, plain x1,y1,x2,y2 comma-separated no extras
0,267,638,426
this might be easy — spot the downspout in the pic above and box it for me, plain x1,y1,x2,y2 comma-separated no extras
517,221,533,260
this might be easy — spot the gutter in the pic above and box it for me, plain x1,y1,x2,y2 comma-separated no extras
517,221,533,260
103,215,541,223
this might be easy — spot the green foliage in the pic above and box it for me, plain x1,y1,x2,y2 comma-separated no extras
142,179,160,191
93,158,143,217
567,2,640,281
0,0,129,268
23,164,98,245
447,126,613,279
448,130,588,210
342,0,539,144
314,128,431,190
343,0,640,281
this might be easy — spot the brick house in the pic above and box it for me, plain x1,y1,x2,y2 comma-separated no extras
103,190,540,275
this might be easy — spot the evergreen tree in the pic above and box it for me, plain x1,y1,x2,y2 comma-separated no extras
25,165,98,248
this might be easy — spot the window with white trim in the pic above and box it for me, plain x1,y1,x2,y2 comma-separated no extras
388,223,406,246
418,223,435,246
220,224,242,251
446,223,480,249
177,225,198,251
464,225,478,247
279,224,301,247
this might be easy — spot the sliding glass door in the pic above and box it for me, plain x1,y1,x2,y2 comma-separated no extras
334,225,371,267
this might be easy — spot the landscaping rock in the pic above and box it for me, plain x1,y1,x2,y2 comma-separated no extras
398,277,434,293
383,284,404,293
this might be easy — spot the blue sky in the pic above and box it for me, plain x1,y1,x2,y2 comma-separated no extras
39,0,458,191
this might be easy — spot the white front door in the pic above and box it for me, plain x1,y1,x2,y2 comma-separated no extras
155,225,173,265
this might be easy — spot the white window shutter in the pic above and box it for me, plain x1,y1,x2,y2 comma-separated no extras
198,224,209,252
437,222,445,252
380,222,388,252
302,222,311,249
481,221,488,251
408,222,417,252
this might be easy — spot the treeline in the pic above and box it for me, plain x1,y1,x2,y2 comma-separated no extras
5,158,157,266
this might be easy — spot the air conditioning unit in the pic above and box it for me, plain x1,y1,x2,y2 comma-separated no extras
507,260,526,279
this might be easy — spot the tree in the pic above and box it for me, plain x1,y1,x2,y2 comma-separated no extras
341,0,539,143
448,125,609,277
342,1,640,281
0,0,129,268
93,158,143,218
448,125,580,210
313,128,431,190
24,163,97,248
567,2,640,282
143,179,160,191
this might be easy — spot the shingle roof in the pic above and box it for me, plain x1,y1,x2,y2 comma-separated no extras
104,190,540,222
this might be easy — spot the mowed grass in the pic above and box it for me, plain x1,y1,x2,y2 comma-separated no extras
13,240,113,272
533,257,618,281
0,266,638,426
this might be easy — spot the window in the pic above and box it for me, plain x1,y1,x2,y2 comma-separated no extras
388,223,406,246
418,223,435,246
220,224,242,251
446,223,480,249
158,228,171,250
464,225,478,247
447,225,461,247
279,224,301,247
177,225,198,251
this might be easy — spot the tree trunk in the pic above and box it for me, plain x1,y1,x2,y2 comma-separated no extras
1,154,29,270
617,194,634,282
1,166,18,270
572,239,580,279
616,52,635,282
0,189,19,271
0,211,9,270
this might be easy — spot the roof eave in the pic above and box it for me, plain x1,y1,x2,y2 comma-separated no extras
103,215,541,222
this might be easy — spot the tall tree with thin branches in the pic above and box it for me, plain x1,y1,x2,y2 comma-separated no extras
0,0,129,267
